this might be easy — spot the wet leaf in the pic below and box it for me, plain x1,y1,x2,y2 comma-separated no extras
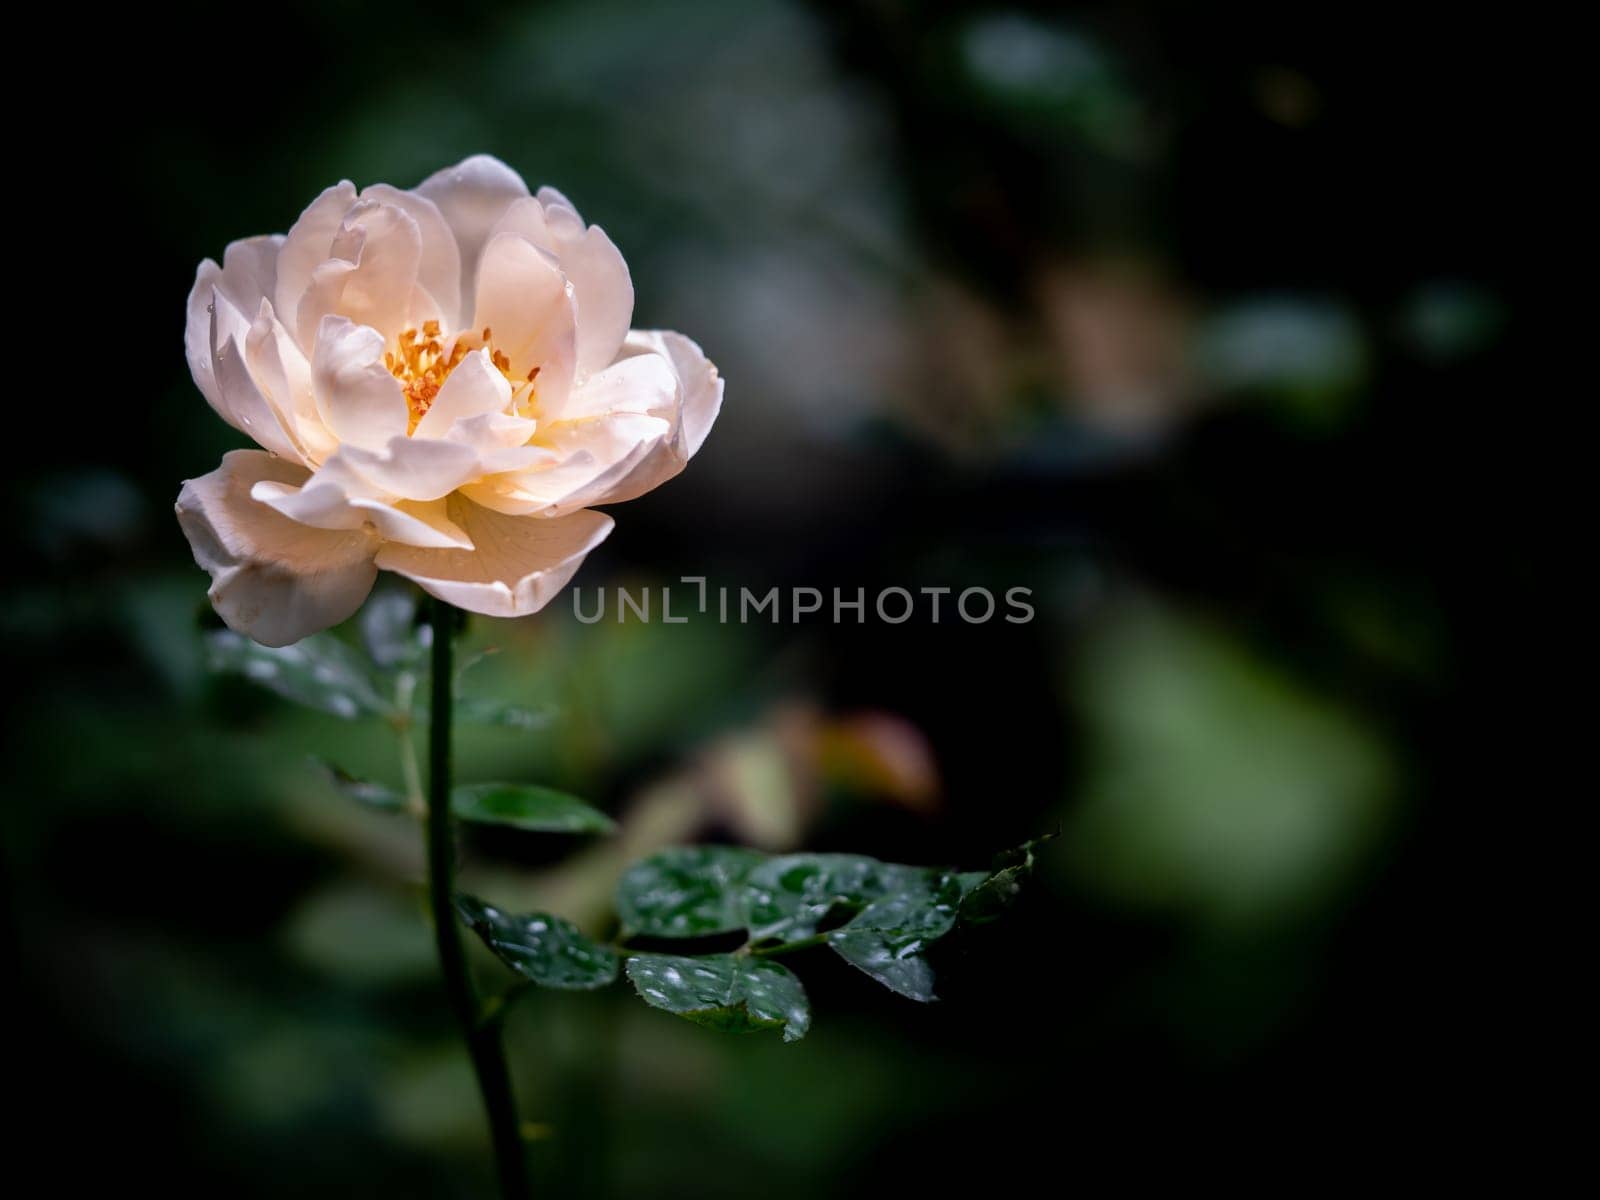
457,895,618,990
315,760,408,813
957,835,1055,928
453,696,556,731
615,846,766,938
360,589,430,670
741,854,927,942
625,953,810,1042
828,873,967,1002
207,630,394,719
452,783,615,834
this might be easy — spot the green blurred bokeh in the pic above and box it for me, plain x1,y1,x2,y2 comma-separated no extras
6,0,1518,1193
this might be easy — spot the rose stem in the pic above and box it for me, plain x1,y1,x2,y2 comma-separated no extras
426,595,530,1199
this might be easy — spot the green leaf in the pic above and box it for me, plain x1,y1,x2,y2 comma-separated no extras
956,835,1055,928
741,854,927,942
451,783,615,834
456,896,619,990
315,759,407,813
828,872,966,1002
360,589,429,670
207,630,394,719
454,696,554,731
615,846,766,938
625,953,810,1042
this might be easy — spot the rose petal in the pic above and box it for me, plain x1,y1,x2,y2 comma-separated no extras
186,236,285,429
620,329,724,457
337,436,483,502
360,183,462,329
246,300,339,464
414,154,529,307
472,232,577,416
311,316,409,450
296,199,433,349
462,412,671,516
275,181,358,348
176,449,377,647
375,501,613,618
412,348,513,441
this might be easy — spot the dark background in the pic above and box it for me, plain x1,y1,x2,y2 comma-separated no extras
7,1,1533,1193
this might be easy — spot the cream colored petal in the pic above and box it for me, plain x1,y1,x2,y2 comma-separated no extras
337,436,482,502
414,154,530,307
487,196,554,253
561,352,677,422
186,236,285,428
246,300,339,464
296,200,433,349
464,412,670,516
212,306,304,464
311,316,409,450
351,496,473,548
375,500,612,618
412,349,513,441
620,329,724,458
275,181,358,347
176,449,377,647
472,232,577,416
360,183,462,329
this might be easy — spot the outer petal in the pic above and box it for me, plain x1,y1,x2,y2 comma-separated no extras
414,155,529,307
186,235,286,429
275,182,358,347
473,233,577,415
338,436,482,502
620,330,724,457
246,300,339,464
461,412,671,516
251,455,474,549
311,316,409,450
176,450,378,647
376,500,613,618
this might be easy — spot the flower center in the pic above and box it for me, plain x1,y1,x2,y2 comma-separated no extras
385,320,539,434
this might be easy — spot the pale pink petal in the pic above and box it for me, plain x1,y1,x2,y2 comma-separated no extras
472,232,577,416
311,316,409,450
412,349,513,441
296,200,433,349
275,181,358,347
176,450,377,647
337,436,482,502
186,236,285,428
376,501,613,618
361,183,462,328
414,155,529,306
246,300,339,464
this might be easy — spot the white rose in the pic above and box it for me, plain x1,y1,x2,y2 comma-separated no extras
176,154,722,646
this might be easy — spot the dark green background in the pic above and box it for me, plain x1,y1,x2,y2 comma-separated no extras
6,1,1528,1193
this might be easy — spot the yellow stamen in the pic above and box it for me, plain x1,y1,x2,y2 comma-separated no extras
390,324,533,433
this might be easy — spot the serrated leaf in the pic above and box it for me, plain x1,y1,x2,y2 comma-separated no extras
615,846,766,938
452,783,615,834
828,872,966,1002
457,895,618,990
360,589,430,669
741,854,927,942
207,630,394,719
315,759,408,813
957,835,1055,928
625,953,810,1042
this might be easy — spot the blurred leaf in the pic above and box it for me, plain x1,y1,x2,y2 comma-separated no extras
956,834,1056,928
207,630,394,719
454,695,555,731
360,588,430,670
315,759,408,814
742,854,925,942
457,896,619,990
615,846,766,938
625,953,810,1042
827,872,966,1002
452,783,615,834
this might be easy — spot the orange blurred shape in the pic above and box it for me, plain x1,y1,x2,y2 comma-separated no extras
816,712,940,811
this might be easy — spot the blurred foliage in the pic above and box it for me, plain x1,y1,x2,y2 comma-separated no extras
6,0,1523,1193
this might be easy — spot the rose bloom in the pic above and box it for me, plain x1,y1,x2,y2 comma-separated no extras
177,155,722,646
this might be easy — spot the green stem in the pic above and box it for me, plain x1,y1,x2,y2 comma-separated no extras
426,596,529,1200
